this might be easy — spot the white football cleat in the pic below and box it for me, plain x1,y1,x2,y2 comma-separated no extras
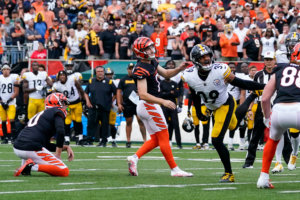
288,155,298,171
257,173,274,189
127,156,138,176
171,169,193,177
271,162,284,174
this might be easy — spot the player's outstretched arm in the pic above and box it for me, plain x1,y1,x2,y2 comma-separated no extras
157,62,190,79
226,72,265,90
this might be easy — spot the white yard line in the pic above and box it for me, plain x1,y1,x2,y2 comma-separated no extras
59,182,96,185
1,181,300,195
0,180,24,183
202,187,237,191
278,190,300,193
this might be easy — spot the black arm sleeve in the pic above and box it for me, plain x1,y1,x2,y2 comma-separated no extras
54,115,65,148
230,76,265,90
190,87,208,121
45,143,57,152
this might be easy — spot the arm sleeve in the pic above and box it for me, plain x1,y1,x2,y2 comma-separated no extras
54,115,65,148
230,76,265,90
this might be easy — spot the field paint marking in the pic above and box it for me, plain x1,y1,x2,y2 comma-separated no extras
59,182,96,185
278,190,300,193
1,181,300,195
0,165,12,167
0,180,24,183
96,156,178,160
202,187,236,191
274,174,297,176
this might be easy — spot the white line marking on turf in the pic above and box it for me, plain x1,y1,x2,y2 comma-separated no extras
274,174,297,176
1,181,300,195
202,187,236,191
0,165,12,167
59,182,96,185
0,180,24,183
278,190,300,193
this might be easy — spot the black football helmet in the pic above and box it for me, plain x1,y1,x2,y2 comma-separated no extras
65,60,74,75
190,44,214,71
182,117,194,133
285,32,300,58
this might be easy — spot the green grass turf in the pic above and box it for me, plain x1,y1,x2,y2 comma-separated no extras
0,144,300,200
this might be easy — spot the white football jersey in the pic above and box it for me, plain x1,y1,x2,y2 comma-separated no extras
227,72,245,101
53,76,80,103
22,71,48,99
182,63,231,110
0,74,19,105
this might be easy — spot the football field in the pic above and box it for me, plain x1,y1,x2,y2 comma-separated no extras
0,144,300,200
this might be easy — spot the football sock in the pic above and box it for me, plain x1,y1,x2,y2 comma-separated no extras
73,122,83,135
38,165,69,177
291,135,300,156
194,125,200,144
212,138,232,173
261,138,279,173
275,136,284,163
229,130,235,139
239,126,246,138
2,121,7,139
65,124,71,137
110,125,117,139
156,129,177,169
10,121,15,140
202,123,209,143
247,129,253,142
136,134,158,158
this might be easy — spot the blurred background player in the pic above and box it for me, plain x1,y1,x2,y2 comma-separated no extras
117,63,146,148
22,61,53,119
13,93,74,177
127,37,193,177
105,68,119,147
0,63,20,144
52,70,87,145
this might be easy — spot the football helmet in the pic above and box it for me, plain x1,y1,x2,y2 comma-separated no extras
133,37,156,60
56,70,68,81
291,42,300,63
285,32,300,58
190,44,214,71
182,117,194,133
65,60,74,75
45,93,69,114
105,68,114,75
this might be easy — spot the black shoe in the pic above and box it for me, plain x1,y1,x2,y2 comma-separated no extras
64,141,70,145
126,142,131,148
22,163,34,176
242,163,254,169
76,139,88,146
97,142,106,147
112,141,117,148
177,145,183,149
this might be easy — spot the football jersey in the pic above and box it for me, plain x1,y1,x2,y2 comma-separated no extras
53,76,80,103
22,71,48,99
13,107,66,151
70,72,82,81
132,59,161,98
182,63,231,110
274,63,300,104
0,74,19,105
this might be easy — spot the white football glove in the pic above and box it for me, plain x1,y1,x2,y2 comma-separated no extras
36,85,43,91
263,117,270,128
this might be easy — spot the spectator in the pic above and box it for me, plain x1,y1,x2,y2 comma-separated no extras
226,7,242,29
275,11,288,34
157,0,175,17
0,0,16,17
86,2,96,20
108,0,121,15
256,12,267,29
142,14,154,37
31,41,47,59
219,24,240,61
198,15,217,41
171,34,183,60
58,9,71,29
24,6,36,26
114,17,122,35
25,19,42,44
41,2,55,29
170,1,182,19
67,28,81,59
48,39,61,59
84,66,116,147
159,12,172,34
115,25,130,59
234,20,248,59
201,29,217,51
290,16,300,33
243,24,262,61
182,26,201,61
10,19,25,45
150,23,167,59
31,0,43,14
34,13,47,43
116,63,146,148
261,28,276,59
85,23,102,59
100,20,117,59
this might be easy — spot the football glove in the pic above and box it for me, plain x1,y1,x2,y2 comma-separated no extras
1,102,8,110
177,106,182,113
263,117,270,128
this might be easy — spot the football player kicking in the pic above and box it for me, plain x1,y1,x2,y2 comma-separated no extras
0,64,19,144
182,44,265,182
127,37,193,177
53,70,87,145
257,43,300,189
13,93,74,177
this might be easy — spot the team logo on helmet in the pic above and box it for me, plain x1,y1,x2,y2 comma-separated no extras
133,37,156,60
286,32,300,58
182,117,194,133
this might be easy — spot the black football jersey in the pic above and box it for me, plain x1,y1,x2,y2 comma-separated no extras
118,75,137,107
132,59,160,97
13,107,66,151
274,63,300,104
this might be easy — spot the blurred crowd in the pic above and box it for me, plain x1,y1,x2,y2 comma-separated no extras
0,0,300,63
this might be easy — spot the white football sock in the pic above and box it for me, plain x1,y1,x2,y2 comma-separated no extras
275,135,284,163
291,136,300,156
